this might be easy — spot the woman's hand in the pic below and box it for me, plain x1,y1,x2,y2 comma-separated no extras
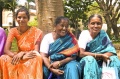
22,51,39,60
11,52,24,65
49,61,61,69
50,68,64,76
101,54,110,62
95,54,109,61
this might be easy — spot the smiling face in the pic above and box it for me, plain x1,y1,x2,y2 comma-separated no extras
16,11,29,27
88,15,103,35
55,18,69,37
16,7,30,27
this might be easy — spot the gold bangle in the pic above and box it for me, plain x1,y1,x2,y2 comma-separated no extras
58,61,61,67
21,53,25,60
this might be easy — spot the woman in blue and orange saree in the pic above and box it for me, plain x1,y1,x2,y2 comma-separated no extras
40,16,81,79
78,14,120,79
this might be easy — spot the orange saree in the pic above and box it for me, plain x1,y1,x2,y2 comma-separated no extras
0,27,43,79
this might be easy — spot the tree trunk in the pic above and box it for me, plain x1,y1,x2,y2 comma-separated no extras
103,14,119,39
35,0,64,35
103,15,112,37
12,9,16,27
111,19,119,39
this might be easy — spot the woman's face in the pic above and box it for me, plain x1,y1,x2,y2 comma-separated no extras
55,19,69,37
88,16,102,34
16,11,29,27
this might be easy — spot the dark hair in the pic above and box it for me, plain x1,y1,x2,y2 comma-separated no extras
88,14,102,23
54,16,69,26
16,6,30,20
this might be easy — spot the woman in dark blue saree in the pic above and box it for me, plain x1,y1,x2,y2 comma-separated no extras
40,16,81,79
78,14,120,79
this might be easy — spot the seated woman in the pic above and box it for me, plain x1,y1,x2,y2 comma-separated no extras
0,27,7,56
78,14,120,79
0,7,43,79
40,16,81,79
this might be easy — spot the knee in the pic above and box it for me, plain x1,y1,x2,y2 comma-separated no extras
110,55,119,60
65,61,79,70
109,55,120,65
83,56,96,62
36,55,43,62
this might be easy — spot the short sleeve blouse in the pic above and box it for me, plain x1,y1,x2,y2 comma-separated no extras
78,30,93,49
40,33,54,54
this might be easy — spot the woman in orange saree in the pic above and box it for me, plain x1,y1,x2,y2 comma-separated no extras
0,7,43,79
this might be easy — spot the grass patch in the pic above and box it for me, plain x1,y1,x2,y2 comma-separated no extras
11,38,18,52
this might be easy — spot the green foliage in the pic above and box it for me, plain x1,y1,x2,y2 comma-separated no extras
110,34,120,43
85,2,106,23
64,0,94,37
64,0,94,23
11,38,18,52
86,2,101,15
1,0,18,10
83,26,88,30
28,17,38,27
26,0,34,2
0,1,4,8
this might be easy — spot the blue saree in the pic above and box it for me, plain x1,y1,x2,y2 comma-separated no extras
79,30,120,79
43,32,81,79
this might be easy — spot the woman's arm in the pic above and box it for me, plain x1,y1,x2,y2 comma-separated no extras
4,40,16,57
41,52,51,68
79,48,112,61
34,41,41,51
22,41,41,60
41,52,64,75
4,40,25,65
50,56,75,69
79,48,97,58
58,56,75,67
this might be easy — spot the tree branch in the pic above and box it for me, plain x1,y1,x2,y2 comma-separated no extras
116,13,120,21
106,0,109,9
112,0,120,20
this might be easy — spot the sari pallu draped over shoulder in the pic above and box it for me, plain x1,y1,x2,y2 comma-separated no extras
17,27,42,51
86,30,116,54
48,32,80,61
0,27,43,79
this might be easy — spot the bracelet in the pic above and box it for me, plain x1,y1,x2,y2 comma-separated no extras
58,61,61,67
21,53,25,60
